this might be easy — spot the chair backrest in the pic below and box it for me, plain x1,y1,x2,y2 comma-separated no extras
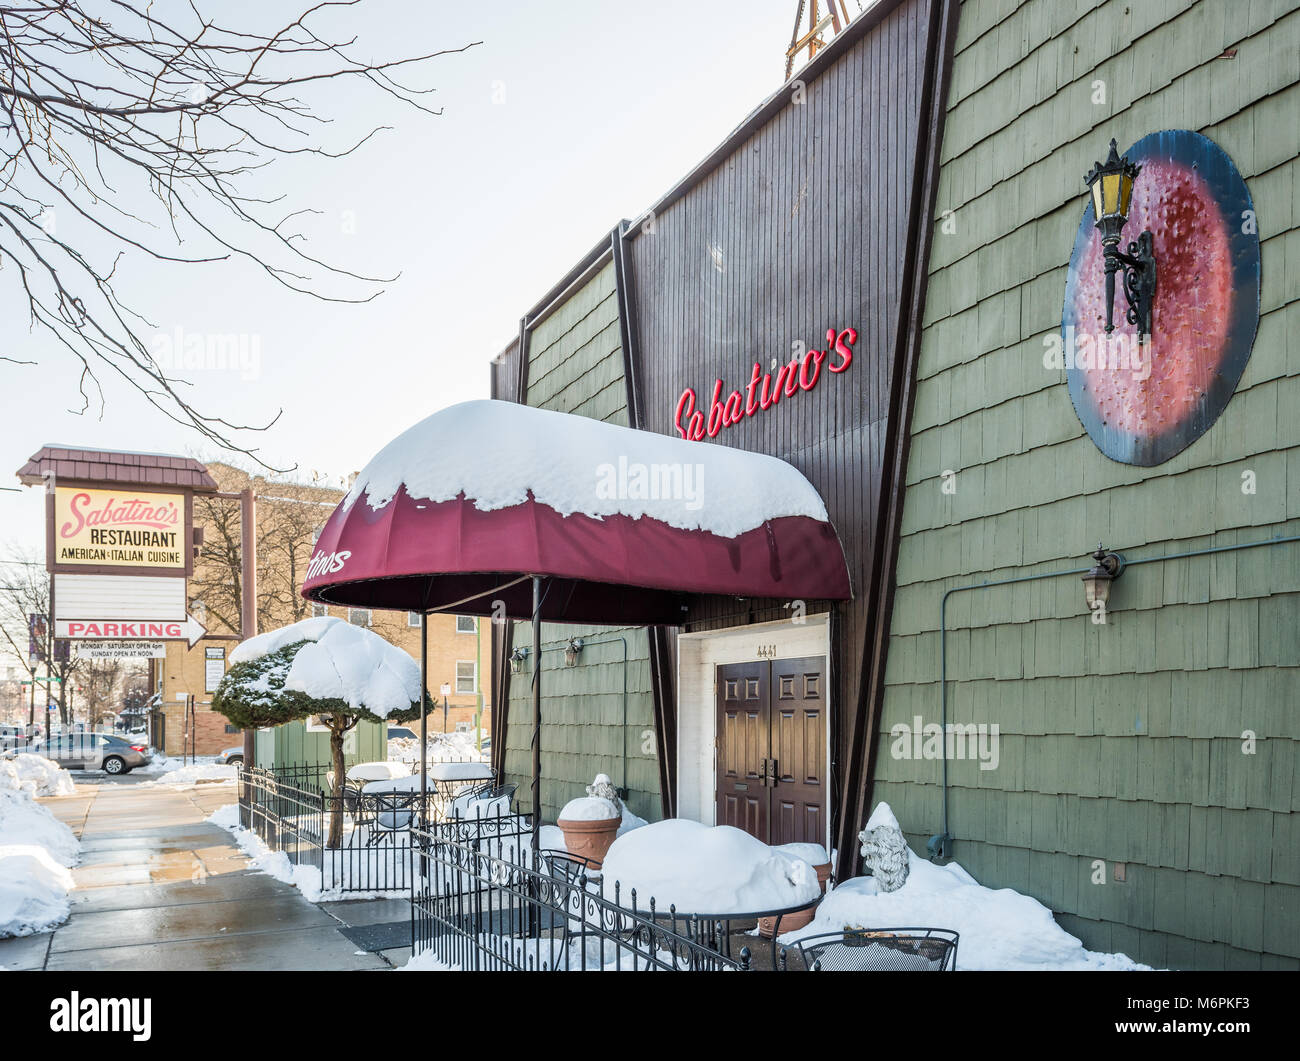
540,849,597,886
798,928,959,971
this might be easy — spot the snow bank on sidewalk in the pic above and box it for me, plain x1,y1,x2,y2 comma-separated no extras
781,804,1150,971
0,787,80,937
144,761,236,787
0,754,76,798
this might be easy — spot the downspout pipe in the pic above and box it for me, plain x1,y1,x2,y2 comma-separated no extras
932,532,1300,861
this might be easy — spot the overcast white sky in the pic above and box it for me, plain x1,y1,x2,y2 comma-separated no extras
1,0,828,565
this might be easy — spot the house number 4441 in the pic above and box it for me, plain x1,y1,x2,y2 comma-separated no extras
756,644,777,659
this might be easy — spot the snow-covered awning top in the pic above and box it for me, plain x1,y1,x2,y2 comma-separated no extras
229,616,420,719
302,400,851,624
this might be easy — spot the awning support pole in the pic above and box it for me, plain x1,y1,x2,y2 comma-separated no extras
420,608,428,828
530,575,542,854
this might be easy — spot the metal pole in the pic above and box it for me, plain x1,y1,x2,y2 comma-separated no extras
420,609,428,826
240,488,257,771
530,575,542,853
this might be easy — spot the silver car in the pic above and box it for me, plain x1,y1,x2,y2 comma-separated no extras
216,745,245,770
41,733,152,775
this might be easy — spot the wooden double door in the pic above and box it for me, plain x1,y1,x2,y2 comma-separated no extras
715,656,827,847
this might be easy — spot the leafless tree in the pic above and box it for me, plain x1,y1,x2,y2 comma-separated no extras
0,2,478,467
0,548,81,727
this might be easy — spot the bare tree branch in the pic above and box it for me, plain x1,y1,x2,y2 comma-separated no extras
0,2,479,469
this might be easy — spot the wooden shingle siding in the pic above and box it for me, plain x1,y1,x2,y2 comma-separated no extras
500,262,662,822
876,0,1300,968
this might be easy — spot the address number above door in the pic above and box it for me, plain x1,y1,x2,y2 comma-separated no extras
1061,130,1261,466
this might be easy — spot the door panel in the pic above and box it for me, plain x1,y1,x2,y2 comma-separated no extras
716,655,827,848
768,656,827,848
716,661,769,842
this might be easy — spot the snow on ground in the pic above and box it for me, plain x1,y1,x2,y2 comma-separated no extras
601,819,821,914
388,731,487,765
0,785,80,937
779,805,1150,971
0,753,76,797
342,399,830,538
229,616,421,719
144,760,236,787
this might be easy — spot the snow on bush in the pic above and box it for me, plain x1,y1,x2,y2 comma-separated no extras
601,819,821,914
0,753,76,798
0,787,80,937
229,616,420,719
782,803,1150,971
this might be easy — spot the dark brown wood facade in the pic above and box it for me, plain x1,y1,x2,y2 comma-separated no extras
489,0,959,878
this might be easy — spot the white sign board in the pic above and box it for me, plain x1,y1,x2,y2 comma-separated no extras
73,640,166,661
204,647,226,693
54,574,185,622
55,615,207,646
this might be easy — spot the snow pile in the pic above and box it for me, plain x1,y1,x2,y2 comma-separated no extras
389,731,487,764
0,753,76,798
343,399,830,538
558,795,619,822
231,616,420,719
601,820,821,914
0,787,80,936
144,762,237,787
400,950,459,971
782,804,1150,971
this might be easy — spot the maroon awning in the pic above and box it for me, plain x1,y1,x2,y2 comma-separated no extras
302,401,851,624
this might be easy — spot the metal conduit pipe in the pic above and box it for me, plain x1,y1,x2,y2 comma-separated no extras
930,532,1300,861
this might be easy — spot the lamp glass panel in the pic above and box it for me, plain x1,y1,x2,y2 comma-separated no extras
1119,172,1134,218
1101,173,1123,217
1090,181,1104,220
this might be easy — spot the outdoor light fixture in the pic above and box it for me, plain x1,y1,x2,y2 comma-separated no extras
564,638,584,666
509,646,529,674
1084,139,1157,337
1081,543,1125,610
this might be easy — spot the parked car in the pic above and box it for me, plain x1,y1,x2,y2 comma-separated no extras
37,733,152,775
387,726,417,741
216,745,245,770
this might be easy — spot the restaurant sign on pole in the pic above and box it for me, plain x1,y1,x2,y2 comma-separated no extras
51,573,207,646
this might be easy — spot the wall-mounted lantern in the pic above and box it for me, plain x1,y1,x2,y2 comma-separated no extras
1084,139,1157,337
509,646,529,674
1081,543,1125,610
564,638,585,667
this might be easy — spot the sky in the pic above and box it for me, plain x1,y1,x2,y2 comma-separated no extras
0,0,830,566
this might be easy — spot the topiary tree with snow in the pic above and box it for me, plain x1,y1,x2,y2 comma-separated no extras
211,616,428,847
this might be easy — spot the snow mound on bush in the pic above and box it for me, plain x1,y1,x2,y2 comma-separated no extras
0,754,76,798
601,819,821,914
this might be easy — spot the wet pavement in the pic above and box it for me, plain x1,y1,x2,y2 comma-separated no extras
0,779,409,971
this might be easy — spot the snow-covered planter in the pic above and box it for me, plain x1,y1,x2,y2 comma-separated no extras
556,774,622,867
757,842,832,938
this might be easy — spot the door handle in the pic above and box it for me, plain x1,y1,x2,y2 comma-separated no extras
767,758,779,785
758,757,768,785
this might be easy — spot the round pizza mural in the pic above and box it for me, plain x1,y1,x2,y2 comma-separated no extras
1062,129,1261,466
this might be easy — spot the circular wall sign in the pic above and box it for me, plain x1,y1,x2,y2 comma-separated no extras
1062,130,1260,466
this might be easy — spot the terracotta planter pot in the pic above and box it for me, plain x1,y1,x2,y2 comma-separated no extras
758,862,832,939
557,816,621,868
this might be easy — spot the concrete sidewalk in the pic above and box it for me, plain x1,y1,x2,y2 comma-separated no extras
0,780,397,971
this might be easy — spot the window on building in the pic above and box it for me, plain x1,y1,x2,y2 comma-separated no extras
408,611,422,627
311,602,328,618
455,660,477,695
348,608,371,627
455,615,476,634
224,724,240,734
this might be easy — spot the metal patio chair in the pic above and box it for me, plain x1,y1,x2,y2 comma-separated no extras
796,928,959,971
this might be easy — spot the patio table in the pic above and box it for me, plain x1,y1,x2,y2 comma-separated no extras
346,761,411,783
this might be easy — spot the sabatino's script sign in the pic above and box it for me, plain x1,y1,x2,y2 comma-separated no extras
53,487,187,571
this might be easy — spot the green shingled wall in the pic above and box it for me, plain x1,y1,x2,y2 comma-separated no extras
875,0,1300,969
502,262,662,823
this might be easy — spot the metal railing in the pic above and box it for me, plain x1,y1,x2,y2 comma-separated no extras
408,818,751,971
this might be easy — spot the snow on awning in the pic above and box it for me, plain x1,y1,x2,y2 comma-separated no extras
302,400,851,624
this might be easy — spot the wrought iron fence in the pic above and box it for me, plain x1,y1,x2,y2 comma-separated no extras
239,767,325,878
408,819,751,971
